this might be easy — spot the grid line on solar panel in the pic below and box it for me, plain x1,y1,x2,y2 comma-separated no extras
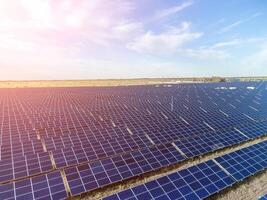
101,141,267,200
50,134,155,169
47,119,267,168
0,82,267,197
174,128,252,159
102,138,267,200
0,171,68,200
102,160,235,200
64,143,185,196
0,131,157,184
0,152,53,184
2,109,266,153
237,121,267,139
215,140,267,181
0,120,266,186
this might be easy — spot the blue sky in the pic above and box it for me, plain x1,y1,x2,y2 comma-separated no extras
0,0,266,80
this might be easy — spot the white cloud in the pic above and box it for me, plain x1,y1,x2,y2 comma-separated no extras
127,22,202,54
126,21,230,61
181,48,229,60
211,39,240,49
219,12,262,33
111,22,143,39
0,0,139,63
0,0,136,31
209,37,267,49
243,45,267,69
220,20,243,33
154,1,193,19
0,36,37,51
185,36,267,61
20,0,57,29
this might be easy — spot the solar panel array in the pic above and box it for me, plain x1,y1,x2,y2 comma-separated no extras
0,171,67,200
103,160,235,200
103,140,267,200
0,81,267,199
215,141,267,181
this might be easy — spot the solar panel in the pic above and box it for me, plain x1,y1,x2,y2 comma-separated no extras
0,171,67,200
103,139,267,200
0,82,266,199
174,128,248,158
102,160,235,200
215,140,267,181
259,193,267,200
64,143,185,196
236,121,267,139
0,152,53,183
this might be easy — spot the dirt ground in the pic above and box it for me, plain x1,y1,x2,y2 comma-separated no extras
0,77,266,88
211,169,267,200
0,79,193,88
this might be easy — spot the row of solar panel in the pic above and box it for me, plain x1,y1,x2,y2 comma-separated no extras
0,83,266,193
0,83,264,138
0,91,264,139
0,171,67,200
215,140,267,181
63,135,267,197
0,113,263,161
0,130,151,161
0,107,256,145
0,112,265,162
103,140,267,200
0,152,53,183
1,139,265,200
1,119,266,185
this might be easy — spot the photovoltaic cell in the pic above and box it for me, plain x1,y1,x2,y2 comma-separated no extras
0,171,67,200
64,143,185,196
237,121,267,139
0,82,267,198
215,141,267,181
103,160,236,200
174,129,248,158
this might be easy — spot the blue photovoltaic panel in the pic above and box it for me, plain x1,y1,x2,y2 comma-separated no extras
0,82,267,198
215,141,267,181
103,160,236,200
0,152,53,184
64,143,185,196
0,171,67,200
259,193,267,200
174,129,248,158
237,121,267,139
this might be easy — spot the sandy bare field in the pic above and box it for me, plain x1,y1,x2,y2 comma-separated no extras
0,77,220,88
211,169,267,200
0,79,183,88
0,77,266,88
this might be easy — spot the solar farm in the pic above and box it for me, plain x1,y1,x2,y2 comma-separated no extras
0,81,267,200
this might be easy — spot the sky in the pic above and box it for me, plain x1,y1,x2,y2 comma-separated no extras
0,0,267,80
